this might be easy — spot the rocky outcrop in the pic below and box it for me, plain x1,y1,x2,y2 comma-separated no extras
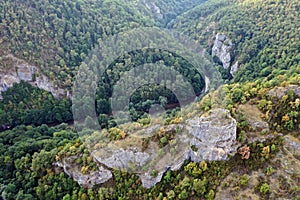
212,33,234,69
139,171,165,189
268,85,300,99
187,108,237,162
0,54,70,99
90,108,237,188
54,156,112,188
54,109,236,189
92,147,151,170
230,61,240,77
143,0,163,19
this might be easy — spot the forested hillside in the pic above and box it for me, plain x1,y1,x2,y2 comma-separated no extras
0,0,299,199
172,0,300,82
0,0,205,88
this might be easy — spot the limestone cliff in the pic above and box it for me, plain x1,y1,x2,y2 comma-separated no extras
64,108,237,189
0,54,70,99
212,33,234,70
143,0,163,19
212,33,241,77
54,156,112,188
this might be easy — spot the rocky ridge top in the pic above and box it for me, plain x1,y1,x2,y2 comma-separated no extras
57,108,237,188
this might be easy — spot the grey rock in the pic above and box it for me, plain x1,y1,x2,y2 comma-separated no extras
136,147,191,188
230,62,240,77
0,75,19,96
139,171,164,188
212,33,234,69
283,135,300,158
92,147,151,170
273,135,300,176
216,34,226,42
143,0,163,19
89,108,237,188
16,65,36,81
187,108,237,161
54,156,112,188
251,121,269,132
0,54,71,99
268,85,300,99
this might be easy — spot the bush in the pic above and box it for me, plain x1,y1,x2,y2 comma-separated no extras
240,174,249,186
232,88,244,103
193,177,207,196
260,183,270,194
205,189,215,200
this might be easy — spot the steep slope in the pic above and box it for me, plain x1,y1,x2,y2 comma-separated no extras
0,0,211,129
172,0,300,82
0,0,205,89
0,0,152,89
0,0,300,199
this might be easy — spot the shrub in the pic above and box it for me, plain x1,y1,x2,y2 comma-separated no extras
260,183,270,194
205,189,215,200
193,177,207,196
240,174,249,186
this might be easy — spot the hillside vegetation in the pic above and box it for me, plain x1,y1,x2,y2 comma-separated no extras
172,0,300,82
0,0,205,88
0,0,299,199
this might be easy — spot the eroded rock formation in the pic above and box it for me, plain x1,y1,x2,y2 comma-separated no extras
0,54,70,99
54,156,112,188
64,108,237,188
212,33,234,70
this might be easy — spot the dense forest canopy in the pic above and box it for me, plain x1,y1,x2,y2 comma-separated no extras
0,0,206,88
172,0,300,82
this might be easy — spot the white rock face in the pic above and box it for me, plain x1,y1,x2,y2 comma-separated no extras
230,62,240,77
0,54,70,99
187,108,237,162
212,33,234,69
143,0,163,19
